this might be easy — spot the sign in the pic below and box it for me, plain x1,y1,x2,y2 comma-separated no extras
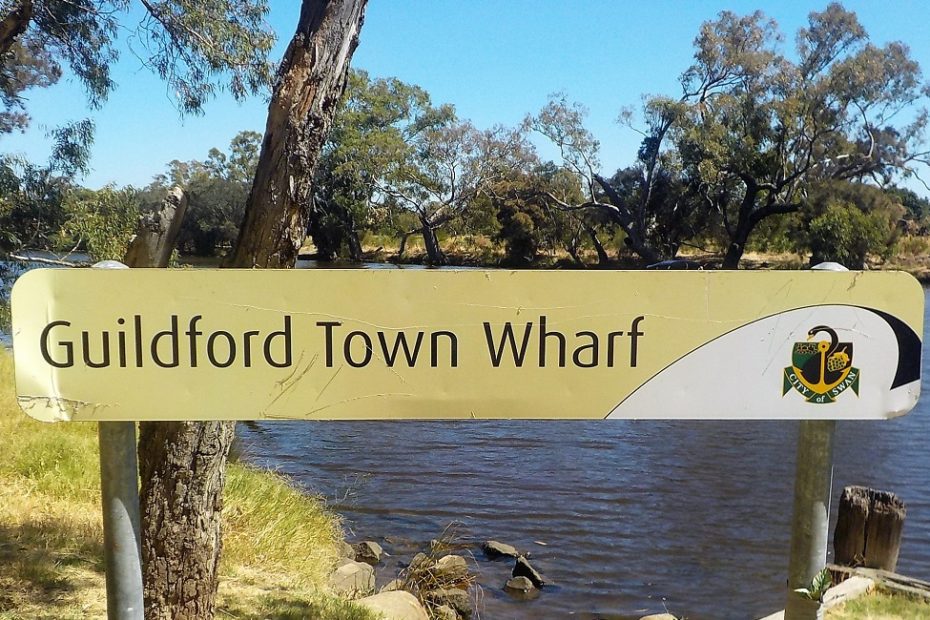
11,269,923,422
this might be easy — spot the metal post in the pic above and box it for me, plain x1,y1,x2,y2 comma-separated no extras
94,260,144,619
785,261,845,620
98,422,145,619
785,419,836,619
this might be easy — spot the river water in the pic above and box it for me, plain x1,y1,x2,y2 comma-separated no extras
236,268,930,620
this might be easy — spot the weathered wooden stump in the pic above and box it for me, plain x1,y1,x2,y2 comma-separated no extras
833,485,906,571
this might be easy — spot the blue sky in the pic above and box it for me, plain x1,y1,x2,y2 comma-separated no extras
4,1,930,191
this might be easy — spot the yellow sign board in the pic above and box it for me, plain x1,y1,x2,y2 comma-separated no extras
11,269,923,422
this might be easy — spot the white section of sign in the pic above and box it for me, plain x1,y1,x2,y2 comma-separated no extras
609,306,919,419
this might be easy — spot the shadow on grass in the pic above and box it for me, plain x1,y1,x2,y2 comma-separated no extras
219,591,378,620
0,518,104,614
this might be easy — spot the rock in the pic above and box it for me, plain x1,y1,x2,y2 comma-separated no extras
435,554,469,579
504,575,540,601
425,588,472,619
482,540,520,560
340,541,356,559
408,552,429,570
639,615,678,620
329,558,375,597
380,578,405,593
505,576,535,593
354,540,384,565
433,604,458,620
355,591,429,620
512,556,548,588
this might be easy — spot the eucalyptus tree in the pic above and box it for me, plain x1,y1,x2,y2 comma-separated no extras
144,131,261,256
139,2,368,619
380,121,538,265
668,4,930,267
530,94,696,264
0,0,275,133
311,69,452,260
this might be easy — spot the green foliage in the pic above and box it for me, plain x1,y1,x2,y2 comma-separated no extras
144,130,260,256
794,567,832,602
59,186,140,261
312,69,456,260
802,180,904,268
493,163,586,265
808,203,890,268
642,4,930,266
0,0,275,134
0,155,72,252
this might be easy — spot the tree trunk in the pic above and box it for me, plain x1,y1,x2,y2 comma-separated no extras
421,220,446,265
139,422,236,620
339,205,363,261
0,0,32,56
131,189,233,620
397,229,413,259
722,237,747,269
583,223,609,266
138,2,368,619
124,187,187,268
721,188,761,269
228,0,367,269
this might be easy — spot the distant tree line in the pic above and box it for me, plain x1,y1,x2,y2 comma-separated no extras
3,3,930,271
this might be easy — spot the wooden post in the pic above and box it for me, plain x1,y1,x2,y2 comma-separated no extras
834,486,906,571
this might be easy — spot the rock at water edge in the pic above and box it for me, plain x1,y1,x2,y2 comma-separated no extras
380,578,405,593
425,588,472,619
355,591,429,620
504,575,540,601
354,540,384,565
435,554,469,579
482,540,520,559
340,541,356,559
329,559,375,597
433,605,458,620
512,556,548,588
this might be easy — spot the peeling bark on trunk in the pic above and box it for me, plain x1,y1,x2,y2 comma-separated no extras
139,422,236,620
228,0,367,269
139,2,368,619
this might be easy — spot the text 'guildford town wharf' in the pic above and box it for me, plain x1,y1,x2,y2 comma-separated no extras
38,315,647,370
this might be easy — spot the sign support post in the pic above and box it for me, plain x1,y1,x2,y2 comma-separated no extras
785,262,845,620
98,421,144,620
784,419,836,619
94,260,144,620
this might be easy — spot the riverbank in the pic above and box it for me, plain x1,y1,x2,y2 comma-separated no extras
297,233,930,282
828,591,930,618
0,350,377,620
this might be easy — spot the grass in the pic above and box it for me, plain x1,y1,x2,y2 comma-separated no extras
0,349,378,620
827,591,930,619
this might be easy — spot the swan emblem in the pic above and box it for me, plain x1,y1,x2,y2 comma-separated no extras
783,325,860,404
